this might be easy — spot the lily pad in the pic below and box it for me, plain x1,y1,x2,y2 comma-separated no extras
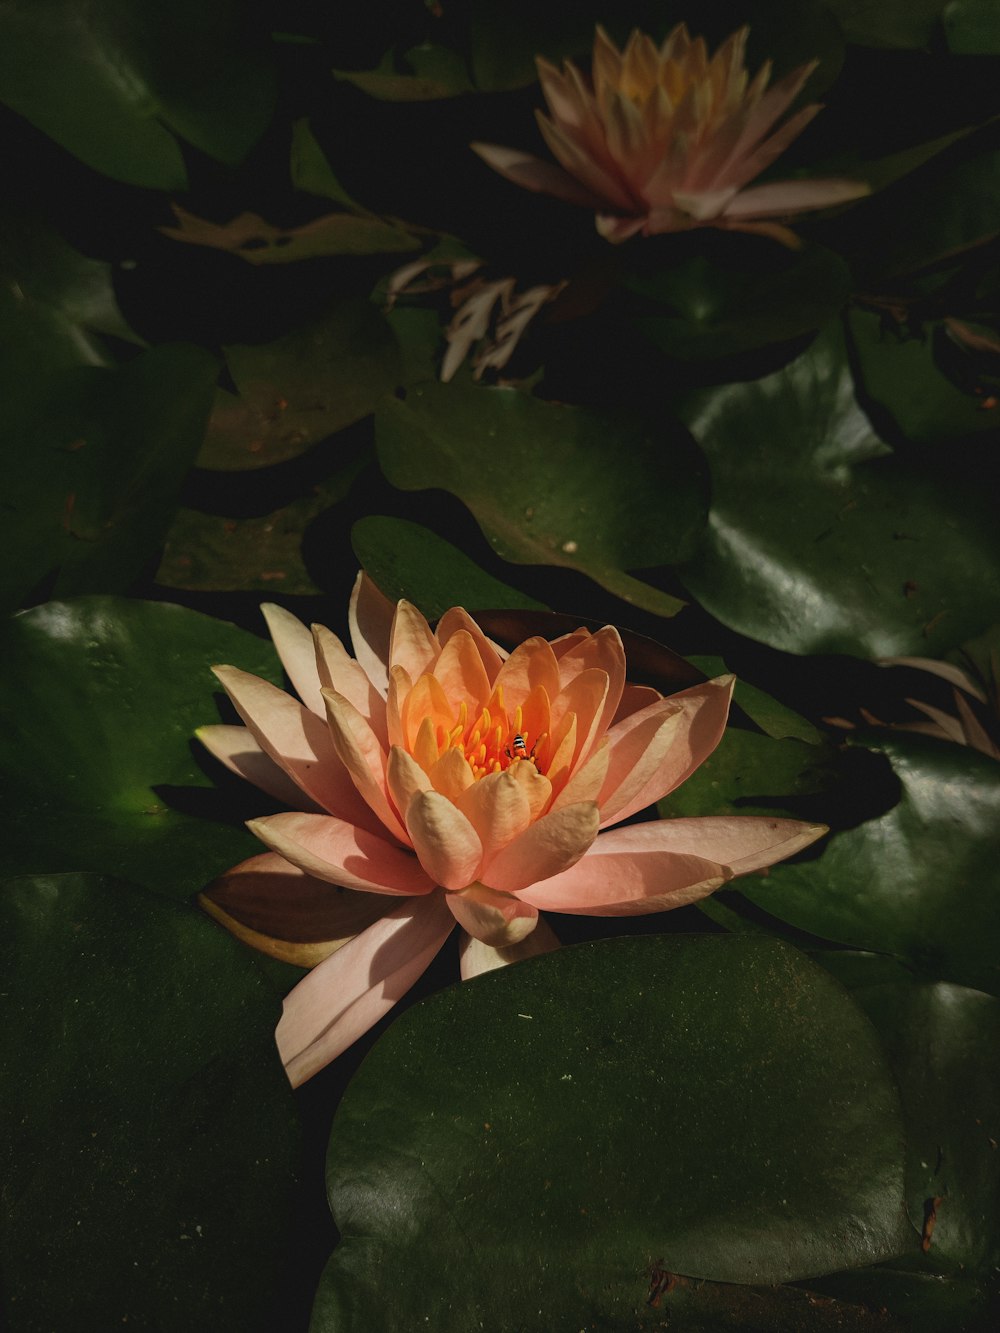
0,0,275,188
334,44,474,100
198,299,401,471
824,0,949,48
678,321,1000,658
376,378,708,618
0,597,281,897
0,872,298,1332
352,516,547,618
738,732,1000,996
160,205,418,265
313,934,906,1331
944,0,1000,51
0,340,218,613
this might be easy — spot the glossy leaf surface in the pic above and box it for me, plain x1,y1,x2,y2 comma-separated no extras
313,935,907,1331
0,598,281,897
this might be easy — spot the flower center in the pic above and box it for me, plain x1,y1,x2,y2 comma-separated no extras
426,685,548,781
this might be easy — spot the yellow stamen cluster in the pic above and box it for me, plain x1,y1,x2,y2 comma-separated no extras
422,684,547,781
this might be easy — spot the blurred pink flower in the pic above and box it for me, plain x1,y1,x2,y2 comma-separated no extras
201,574,824,1085
473,24,868,245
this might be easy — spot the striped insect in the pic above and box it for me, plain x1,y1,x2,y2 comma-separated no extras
505,733,537,764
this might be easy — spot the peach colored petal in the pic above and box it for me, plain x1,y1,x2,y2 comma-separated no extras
719,103,821,192
446,883,540,947
322,688,409,843
482,801,600,893
516,822,728,915
459,914,561,978
638,815,828,874
428,745,476,802
385,745,432,822
389,599,440,680
454,763,551,858
470,142,609,210
385,664,411,750
548,666,610,768
199,850,394,966
722,176,870,219
405,790,483,889
493,636,562,713
313,623,388,747
277,890,454,1086
553,625,626,731
401,672,455,755
595,212,648,242
548,629,592,659
550,737,609,812
349,570,395,696
211,665,383,832
432,629,492,714
435,607,508,680
536,111,639,211
723,59,817,169
545,710,578,793
196,724,325,813
248,812,436,895
261,603,324,714
614,683,663,722
598,676,734,826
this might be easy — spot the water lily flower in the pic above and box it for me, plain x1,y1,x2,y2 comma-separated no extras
200,574,825,1085
472,24,869,245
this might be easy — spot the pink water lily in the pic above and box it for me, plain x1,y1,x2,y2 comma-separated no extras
200,574,825,1085
472,23,868,246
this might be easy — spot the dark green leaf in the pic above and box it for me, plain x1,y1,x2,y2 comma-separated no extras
376,378,708,618
632,243,852,362
687,654,826,742
660,728,837,819
334,44,474,100
678,322,1000,657
0,0,275,187
0,872,298,1332
314,935,907,1331
352,516,547,619
738,732,1000,995
848,308,999,443
824,0,949,48
944,0,1000,52
0,341,218,612
0,597,281,897
198,300,401,471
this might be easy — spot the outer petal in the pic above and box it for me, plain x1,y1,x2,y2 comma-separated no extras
493,636,562,713
635,815,828,875
431,629,492,715
723,177,870,219
323,688,409,843
516,823,729,915
349,570,395,696
211,665,383,832
446,883,540,947
470,141,610,210
389,599,440,679
459,914,561,978
405,790,484,889
552,624,626,740
481,801,600,893
261,603,324,714
598,676,734,827
196,724,324,813
550,737,609,813
277,891,455,1086
248,812,436,895
199,851,394,967
312,623,388,747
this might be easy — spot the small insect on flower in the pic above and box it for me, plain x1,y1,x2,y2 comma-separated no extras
506,733,535,763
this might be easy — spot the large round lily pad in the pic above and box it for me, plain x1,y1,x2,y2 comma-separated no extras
0,872,298,1332
0,597,281,897
313,934,907,1331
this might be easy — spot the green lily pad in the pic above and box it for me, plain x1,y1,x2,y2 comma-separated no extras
198,300,402,471
687,654,826,743
0,340,218,614
802,977,1000,1330
313,934,906,1331
943,0,1000,52
334,44,474,100
738,732,1000,996
678,322,1000,658
376,378,708,618
157,458,367,595
0,597,281,897
632,243,853,362
0,0,275,188
824,0,949,48
0,872,298,1331
848,308,1000,443
352,516,547,619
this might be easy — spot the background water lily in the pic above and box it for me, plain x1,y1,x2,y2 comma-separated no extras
200,573,825,1085
473,23,869,244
